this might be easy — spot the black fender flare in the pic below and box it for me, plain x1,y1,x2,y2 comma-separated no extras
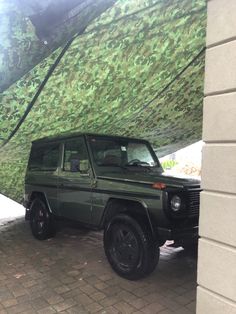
100,197,157,240
28,191,52,214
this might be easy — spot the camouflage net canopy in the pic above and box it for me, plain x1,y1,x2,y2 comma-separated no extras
0,0,206,202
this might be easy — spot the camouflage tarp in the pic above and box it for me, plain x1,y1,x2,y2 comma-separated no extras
0,0,116,91
0,0,207,202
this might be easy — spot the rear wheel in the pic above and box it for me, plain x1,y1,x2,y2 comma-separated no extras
30,198,55,240
104,214,159,280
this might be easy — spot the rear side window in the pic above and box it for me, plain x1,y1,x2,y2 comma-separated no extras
28,143,60,171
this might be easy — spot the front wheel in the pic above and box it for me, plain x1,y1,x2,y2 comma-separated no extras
104,214,159,280
30,198,55,240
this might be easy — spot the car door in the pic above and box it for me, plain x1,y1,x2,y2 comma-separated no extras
26,142,60,215
57,136,93,224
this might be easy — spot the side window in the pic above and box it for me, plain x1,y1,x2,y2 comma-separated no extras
29,143,59,171
63,138,90,173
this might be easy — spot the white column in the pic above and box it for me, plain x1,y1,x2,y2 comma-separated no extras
197,0,236,313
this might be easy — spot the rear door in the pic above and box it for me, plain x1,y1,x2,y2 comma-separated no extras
57,136,93,224
26,142,60,214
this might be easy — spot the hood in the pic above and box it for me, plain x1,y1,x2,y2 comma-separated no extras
97,168,201,188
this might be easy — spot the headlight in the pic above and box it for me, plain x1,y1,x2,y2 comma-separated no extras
171,195,181,212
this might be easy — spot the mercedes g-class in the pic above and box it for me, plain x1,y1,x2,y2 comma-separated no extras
24,133,201,280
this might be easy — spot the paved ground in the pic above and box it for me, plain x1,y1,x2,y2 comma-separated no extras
0,218,197,314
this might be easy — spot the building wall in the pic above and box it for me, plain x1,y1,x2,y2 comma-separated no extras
197,0,236,313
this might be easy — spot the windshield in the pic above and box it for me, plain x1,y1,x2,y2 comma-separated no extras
88,136,160,169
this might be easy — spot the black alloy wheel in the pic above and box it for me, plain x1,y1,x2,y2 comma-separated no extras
104,214,159,280
109,223,140,272
30,198,55,240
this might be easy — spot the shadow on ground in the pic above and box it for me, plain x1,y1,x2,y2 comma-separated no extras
0,218,197,313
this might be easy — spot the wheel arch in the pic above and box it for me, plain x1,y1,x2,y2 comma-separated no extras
28,191,52,214
100,197,156,240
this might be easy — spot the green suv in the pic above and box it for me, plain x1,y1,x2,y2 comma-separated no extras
24,133,201,280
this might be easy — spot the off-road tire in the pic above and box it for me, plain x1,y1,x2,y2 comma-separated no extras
104,214,159,280
30,198,55,240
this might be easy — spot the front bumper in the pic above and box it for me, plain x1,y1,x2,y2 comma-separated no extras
158,225,198,242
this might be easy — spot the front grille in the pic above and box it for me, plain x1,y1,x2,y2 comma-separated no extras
187,189,201,217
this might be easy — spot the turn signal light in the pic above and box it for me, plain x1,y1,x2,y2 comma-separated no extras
152,182,166,190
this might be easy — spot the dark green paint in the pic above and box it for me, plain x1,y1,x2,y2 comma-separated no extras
24,133,200,240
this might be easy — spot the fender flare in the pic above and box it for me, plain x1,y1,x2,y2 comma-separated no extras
28,191,52,214
100,197,157,240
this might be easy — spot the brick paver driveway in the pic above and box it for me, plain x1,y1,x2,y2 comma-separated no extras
0,218,197,314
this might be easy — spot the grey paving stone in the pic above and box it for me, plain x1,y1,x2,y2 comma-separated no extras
0,218,197,314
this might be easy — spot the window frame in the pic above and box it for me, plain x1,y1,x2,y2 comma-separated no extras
62,136,91,173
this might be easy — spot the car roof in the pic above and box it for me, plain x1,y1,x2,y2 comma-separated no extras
32,132,148,145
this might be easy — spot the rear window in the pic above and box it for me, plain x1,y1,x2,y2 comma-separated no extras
28,143,60,171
